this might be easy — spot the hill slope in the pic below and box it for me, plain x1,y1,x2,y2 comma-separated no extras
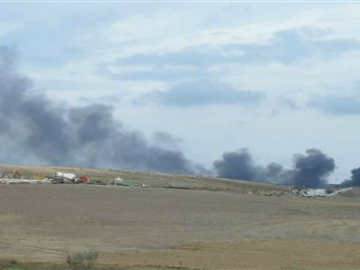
0,164,359,269
0,163,289,194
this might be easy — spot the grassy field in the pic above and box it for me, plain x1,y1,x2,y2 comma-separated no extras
0,164,359,269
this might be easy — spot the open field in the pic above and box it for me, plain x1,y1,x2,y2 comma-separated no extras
0,165,360,269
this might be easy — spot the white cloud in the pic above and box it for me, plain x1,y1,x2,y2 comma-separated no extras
0,23,23,37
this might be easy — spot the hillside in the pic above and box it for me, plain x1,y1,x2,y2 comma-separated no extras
0,164,289,194
0,164,359,269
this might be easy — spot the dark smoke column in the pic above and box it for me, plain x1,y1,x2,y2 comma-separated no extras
0,46,199,174
213,148,265,181
213,147,336,187
291,149,335,188
348,167,360,186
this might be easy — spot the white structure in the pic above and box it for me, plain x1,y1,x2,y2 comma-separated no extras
300,189,327,197
299,187,352,197
0,179,51,184
54,172,77,182
114,177,124,185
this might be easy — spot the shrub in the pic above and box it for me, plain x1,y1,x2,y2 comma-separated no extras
0,259,19,269
66,251,99,270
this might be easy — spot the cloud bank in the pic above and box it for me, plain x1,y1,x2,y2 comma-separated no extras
138,80,263,106
112,28,360,80
310,93,360,115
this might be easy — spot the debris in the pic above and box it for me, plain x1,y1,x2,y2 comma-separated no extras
34,173,46,180
0,179,50,184
79,176,89,183
0,170,105,186
12,170,22,179
0,170,23,179
54,172,77,183
166,182,191,190
114,177,124,185
87,179,107,185
110,177,134,187
291,186,352,198
115,182,134,187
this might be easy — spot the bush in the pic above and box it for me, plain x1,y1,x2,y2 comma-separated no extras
66,251,99,270
0,259,19,269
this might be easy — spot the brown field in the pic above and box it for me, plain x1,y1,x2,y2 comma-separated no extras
0,164,360,269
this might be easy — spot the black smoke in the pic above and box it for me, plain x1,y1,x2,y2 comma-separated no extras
214,148,336,188
0,46,340,183
342,167,360,186
289,149,335,188
0,46,198,174
213,148,266,181
351,167,360,186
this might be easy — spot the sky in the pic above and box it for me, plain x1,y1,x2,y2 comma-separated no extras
0,1,359,183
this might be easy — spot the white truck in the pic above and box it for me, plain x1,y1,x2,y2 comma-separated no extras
54,172,78,183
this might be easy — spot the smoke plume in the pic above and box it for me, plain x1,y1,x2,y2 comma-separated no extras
0,46,339,183
288,149,336,188
0,46,198,174
213,148,266,181
342,167,360,186
350,167,360,186
214,148,336,187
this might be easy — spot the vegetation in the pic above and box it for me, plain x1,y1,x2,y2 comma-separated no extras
66,251,99,270
0,259,61,270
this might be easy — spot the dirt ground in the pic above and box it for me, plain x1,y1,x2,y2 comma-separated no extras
0,184,360,269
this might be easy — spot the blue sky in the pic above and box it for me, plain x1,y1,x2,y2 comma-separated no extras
0,2,360,182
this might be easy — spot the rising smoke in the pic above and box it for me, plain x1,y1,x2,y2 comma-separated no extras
0,46,339,184
214,148,336,188
350,167,360,186
342,167,360,186
213,148,266,181
289,149,336,188
0,46,197,174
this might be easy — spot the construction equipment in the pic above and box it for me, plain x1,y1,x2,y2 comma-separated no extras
52,172,89,184
12,170,22,179
79,176,89,183
34,173,46,180
53,172,77,183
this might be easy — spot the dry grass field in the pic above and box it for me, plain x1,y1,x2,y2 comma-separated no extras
0,164,360,269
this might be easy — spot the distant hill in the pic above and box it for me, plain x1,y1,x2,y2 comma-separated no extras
0,164,289,194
